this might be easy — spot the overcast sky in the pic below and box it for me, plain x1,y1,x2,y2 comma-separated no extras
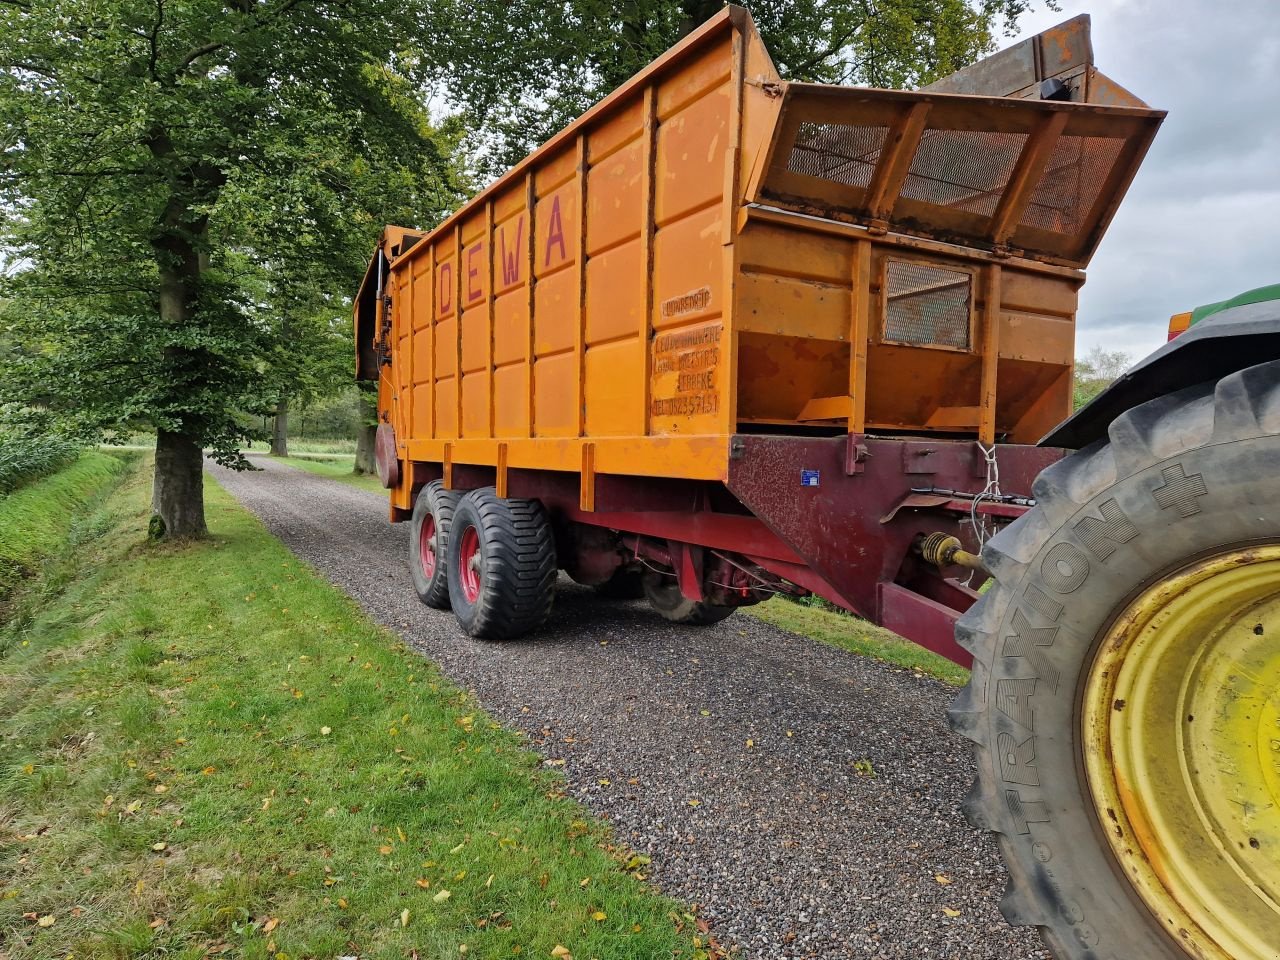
1009,0,1280,363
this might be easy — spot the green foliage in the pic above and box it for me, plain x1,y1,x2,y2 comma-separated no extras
0,433,80,496
0,0,465,469
0,451,126,599
438,0,1054,173
1073,345,1133,410
0,461,700,958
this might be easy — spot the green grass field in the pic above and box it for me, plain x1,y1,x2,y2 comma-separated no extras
745,598,968,686
0,459,707,960
0,450,128,600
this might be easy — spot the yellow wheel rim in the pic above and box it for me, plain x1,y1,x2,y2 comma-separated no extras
1082,546,1280,959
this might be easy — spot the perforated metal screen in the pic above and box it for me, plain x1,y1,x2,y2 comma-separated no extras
1020,134,1126,234
898,129,1028,217
787,122,887,188
883,260,972,349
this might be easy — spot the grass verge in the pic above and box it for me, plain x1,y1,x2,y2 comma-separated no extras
0,459,704,960
745,597,969,686
266,453,385,494
0,451,129,600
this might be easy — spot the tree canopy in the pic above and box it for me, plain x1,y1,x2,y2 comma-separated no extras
433,0,1048,174
0,0,464,535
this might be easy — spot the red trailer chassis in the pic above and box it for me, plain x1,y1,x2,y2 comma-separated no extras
396,436,1062,665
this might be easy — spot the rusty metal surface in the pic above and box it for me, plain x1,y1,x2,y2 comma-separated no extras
726,434,1064,661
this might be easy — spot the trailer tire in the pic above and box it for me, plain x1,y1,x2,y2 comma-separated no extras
446,488,557,640
594,568,646,600
642,573,736,626
951,359,1280,960
409,480,458,609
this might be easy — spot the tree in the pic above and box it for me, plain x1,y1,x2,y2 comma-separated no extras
1073,345,1132,409
0,0,463,537
434,0,1051,174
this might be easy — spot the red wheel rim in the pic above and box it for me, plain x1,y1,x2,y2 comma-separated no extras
457,525,481,603
418,514,437,579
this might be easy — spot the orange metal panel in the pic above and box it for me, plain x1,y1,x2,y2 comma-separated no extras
585,137,644,256
585,338,645,437
655,81,732,226
533,352,577,437
652,204,723,331
585,239,644,345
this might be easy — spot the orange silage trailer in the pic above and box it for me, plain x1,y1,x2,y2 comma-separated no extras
353,7,1159,657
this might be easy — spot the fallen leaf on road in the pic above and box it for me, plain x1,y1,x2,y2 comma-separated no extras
942,907,961,918
935,874,952,885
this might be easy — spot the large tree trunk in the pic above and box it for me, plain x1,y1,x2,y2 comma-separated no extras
354,390,377,475
271,396,289,457
152,430,207,539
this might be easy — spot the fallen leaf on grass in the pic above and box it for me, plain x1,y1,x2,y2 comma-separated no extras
591,911,607,922
415,878,431,889
263,917,279,933
37,915,55,927
153,784,167,794
320,726,332,736
337,898,348,909
433,890,451,903
550,947,571,959
151,842,167,852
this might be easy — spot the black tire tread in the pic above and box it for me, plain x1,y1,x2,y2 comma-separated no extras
448,488,556,640
409,480,460,610
951,358,1280,957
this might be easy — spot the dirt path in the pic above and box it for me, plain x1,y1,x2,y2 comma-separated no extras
208,456,1043,959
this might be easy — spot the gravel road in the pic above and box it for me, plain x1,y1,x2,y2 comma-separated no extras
208,456,1045,959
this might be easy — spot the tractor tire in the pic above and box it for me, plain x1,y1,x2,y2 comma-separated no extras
408,480,458,609
951,359,1280,960
642,572,736,626
594,568,646,600
446,487,556,640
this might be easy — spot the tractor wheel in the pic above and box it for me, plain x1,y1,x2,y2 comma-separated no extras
594,568,646,600
951,359,1280,960
642,573,736,626
408,480,458,609
446,488,556,640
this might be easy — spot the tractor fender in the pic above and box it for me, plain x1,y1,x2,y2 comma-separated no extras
1041,297,1280,449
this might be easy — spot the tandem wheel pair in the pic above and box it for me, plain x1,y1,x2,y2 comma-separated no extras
408,481,734,640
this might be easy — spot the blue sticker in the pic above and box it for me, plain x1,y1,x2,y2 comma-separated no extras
800,469,820,487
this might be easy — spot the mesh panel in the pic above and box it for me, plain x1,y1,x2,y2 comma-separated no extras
787,123,888,188
884,260,971,349
898,129,1028,217
1020,135,1125,234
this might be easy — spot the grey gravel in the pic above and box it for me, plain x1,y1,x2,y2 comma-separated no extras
208,455,1047,959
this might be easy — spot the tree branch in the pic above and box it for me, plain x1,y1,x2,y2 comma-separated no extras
148,0,164,81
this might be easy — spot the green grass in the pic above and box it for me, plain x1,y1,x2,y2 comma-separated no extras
0,451,129,599
0,460,706,960
268,453,385,493
745,597,969,686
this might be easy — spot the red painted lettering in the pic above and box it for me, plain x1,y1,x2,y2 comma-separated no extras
499,215,524,285
544,195,567,267
467,242,483,302
438,262,452,314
